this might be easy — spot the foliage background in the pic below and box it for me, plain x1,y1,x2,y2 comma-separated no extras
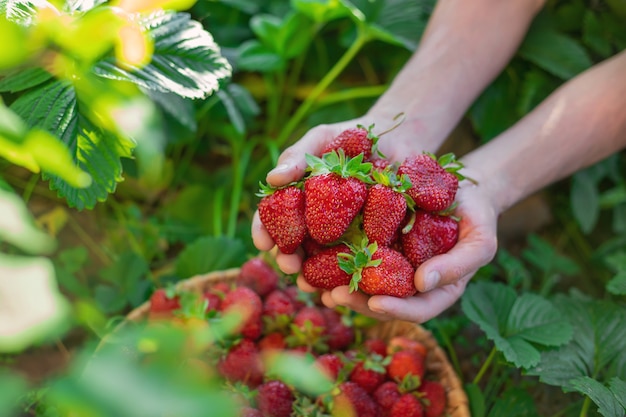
0,0,625,416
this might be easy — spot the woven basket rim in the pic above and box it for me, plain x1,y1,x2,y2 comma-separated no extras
103,268,470,417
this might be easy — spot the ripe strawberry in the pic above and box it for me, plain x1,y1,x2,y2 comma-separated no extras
419,380,446,417
203,291,221,312
304,151,372,244
363,169,413,247
331,381,380,417
362,246,415,297
371,157,391,172
217,339,264,387
322,309,355,351
149,288,180,318
373,381,401,413
387,349,426,383
263,289,296,318
387,336,428,358
257,183,307,254
256,380,295,417
302,244,352,290
220,286,263,340
364,338,388,357
257,332,287,352
302,236,326,257
315,353,344,381
398,152,468,212
390,393,424,417
237,257,279,297
293,306,326,329
288,306,328,353
349,356,388,394
321,124,379,160
401,210,459,268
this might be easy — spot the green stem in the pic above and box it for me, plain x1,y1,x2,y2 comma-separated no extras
227,139,256,237
473,346,497,386
21,174,39,204
579,395,591,417
314,85,388,109
265,70,286,136
433,320,463,381
212,187,224,236
275,29,370,148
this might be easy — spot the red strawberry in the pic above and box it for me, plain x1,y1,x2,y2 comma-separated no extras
302,236,326,257
401,210,459,268
149,288,180,318
258,332,287,352
220,286,263,340
288,306,328,353
293,306,326,330
302,244,352,290
257,184,307,254
398,153,466,212
263,289,296,317
387,349,426,383
373,381,401,414
237,257,279,297
217,339,264,387
390,393,424,417
256,380,295,417
371,157,391,172
363,180,410,247
387,336,428,358
364,338,388,357
349,356,387,394
203,291,221,312
315,353,344,381
342,243,416,298
304,151,372,244
419,380,446,417
321,124,379,160
322,309,355,351
331,381,380,417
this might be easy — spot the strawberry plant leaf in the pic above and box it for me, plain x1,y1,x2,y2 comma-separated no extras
462,281,572,368
570,376,626,417
526,294,626,390
516,69,558,116
94,11,232,100
0,66,52,93
571,170,600,234
517,13,593,80
237,39,285,72
607,271,626,295
0,0,38,26
143,89,196,132
486,387,538,417
174,236,247,279
292,0,352,23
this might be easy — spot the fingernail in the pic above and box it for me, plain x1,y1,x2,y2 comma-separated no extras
424,271,440,291
268,164,289,176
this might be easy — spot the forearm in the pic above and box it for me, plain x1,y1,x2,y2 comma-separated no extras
462,50,626,214
370,0,545,149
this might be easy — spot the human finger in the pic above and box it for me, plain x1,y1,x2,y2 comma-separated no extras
327,286,392,321
251,211,275,252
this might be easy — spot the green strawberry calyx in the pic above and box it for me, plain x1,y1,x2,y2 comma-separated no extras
425,151,478,185
337,238,381,293
255,180,303,198
305,149,374,184
371,168,416,211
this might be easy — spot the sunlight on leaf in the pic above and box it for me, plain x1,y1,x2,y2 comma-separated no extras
0,253,70,352
113,0,197,13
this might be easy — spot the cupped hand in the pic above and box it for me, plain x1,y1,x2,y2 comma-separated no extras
251,113,434,272
305,173,499,323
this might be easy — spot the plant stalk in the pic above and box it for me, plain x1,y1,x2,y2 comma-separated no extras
473,346,497,386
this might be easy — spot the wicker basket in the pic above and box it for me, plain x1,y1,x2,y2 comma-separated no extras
107,268,470,417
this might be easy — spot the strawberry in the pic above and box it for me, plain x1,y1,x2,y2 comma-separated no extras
257,183,307,254
263,289,297,318
398,152,467,212
364,338,388,357
321,124,379,160
237,257,279,297
203,291,221,312
304,151,372,244
387,349,426,384
220,286,264,340
257,332,287,352
371,157,391,172
401,210,459,268
419,380,446,417
148,288,180,318
373,381,401,414
362,169,413,247
349,354,388,393
390,393,424,417
302,244,352,290
302,236,326,257
217,339,264,387
256,380,295,417
340,241,416,298
331,381,380,417
387,336,428,358
287,306,328,353
315,353,344,381
322,309,355,351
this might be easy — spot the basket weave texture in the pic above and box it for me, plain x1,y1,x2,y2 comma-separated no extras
114,268,470,417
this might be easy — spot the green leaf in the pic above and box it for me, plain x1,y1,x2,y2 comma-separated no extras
464,383,486,417
516,69,558,116
94,11,232,99
571,170,600,234
610,377,626,410
54,246,91,298
10,81,134,209
496,248,531,288
0,0,38,26
0,66,52,93
292,0,352,23
174,236,247,279
144,89,197,131
522,234,580,276
99,251,151,308
582,11,613,57
607,271,626,295
236,39,285,72
0,370,28,415
94,284,128,314
462,281,572,368
517,15,593,80
526,295,626,390
570,376,626,417
487,387,538,417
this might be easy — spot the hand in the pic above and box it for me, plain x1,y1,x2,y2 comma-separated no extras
251,113,436,273
300,172,499,323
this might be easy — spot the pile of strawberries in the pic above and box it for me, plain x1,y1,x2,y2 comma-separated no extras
258,123,471,298
148,256,448,417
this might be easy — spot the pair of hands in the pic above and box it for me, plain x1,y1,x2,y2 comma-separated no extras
251,115,499,323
